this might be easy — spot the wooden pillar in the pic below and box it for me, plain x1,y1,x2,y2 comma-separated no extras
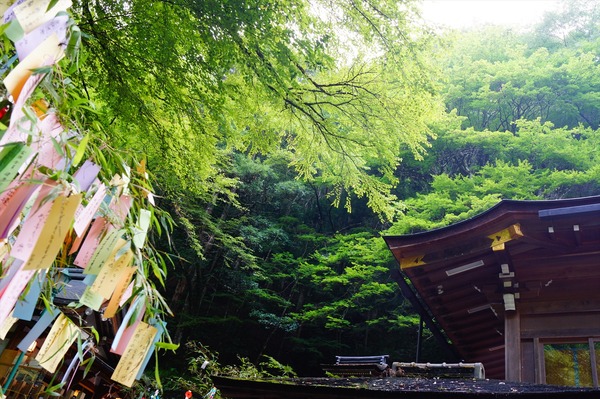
533,337,546,384
505,309,521,382
590,338,598,388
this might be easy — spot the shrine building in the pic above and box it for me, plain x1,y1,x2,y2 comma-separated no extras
383,196,600,387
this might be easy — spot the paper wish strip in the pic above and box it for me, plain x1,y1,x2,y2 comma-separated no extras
0,172,42,239
78,285,105,311
89,248,134,300
0,312,18,339
110,298,146,355
83,230,126,275
15,14,68,60
136,320,165,380
73,181,106,237
22,193,82,270
68,223,89,255
35,312,79,373
111,321,157,387
0,142,32,192
2,0,26,24
0,68,46,146
0,239,8,263
0,258,22,296
9,189,56,262
108,194,132,227
0,259,35,327
72,217,109,262
3,32,63,102
12,0,71,35
102,266,136,319
13,270,46,320
37,112,64,138
73,161,101,192
16,306,57,352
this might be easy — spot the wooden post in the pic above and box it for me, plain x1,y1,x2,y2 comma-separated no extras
505,310,521,382
590,338,598,388
533,337,546,384
416,316,423,363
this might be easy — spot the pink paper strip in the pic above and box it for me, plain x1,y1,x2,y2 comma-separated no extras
9,180,57,261
0,258,23,298
0,182,40,239
73,217,111,267
0,72,45,146
110,301,146,356
109,195,132,227
37,112,64,140
27,112,65,166
0,261,35,328
73,182,106,236
68,222,89,255
9,194,54,262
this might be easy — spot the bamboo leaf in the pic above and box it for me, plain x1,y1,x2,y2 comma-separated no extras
72,134,89,167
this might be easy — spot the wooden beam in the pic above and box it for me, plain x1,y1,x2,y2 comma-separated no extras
399,254,426,269
519,300,600,315
488,224,523,251
521,312,600,331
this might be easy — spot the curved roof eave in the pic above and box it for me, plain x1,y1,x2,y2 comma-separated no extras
383,195,600,247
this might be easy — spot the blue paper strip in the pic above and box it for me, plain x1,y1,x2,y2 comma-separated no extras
13,272,46,321
17,308,59,352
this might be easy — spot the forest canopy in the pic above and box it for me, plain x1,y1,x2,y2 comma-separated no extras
75,0,443,221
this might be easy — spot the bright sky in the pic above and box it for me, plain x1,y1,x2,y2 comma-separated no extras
420,0,562,29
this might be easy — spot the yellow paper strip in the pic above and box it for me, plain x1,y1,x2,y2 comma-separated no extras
0,311,18,339
0,0,13,17
79,286,105,311
111,321,157,387
35,313,78,373
90,248,134,300
23,194,82,270
0,239,9,263
3,33,63,101
84,229,124,275
103,266,136,319
13,0,71,34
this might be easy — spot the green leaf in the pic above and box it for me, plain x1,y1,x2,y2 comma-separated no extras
73,134,90,166
46,0,59,12
31,65,53,75
4,19,24,41
154,342,179,351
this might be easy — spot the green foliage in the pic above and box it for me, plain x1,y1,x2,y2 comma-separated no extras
438,20,600,131
155,341,296,399
74,0,443,222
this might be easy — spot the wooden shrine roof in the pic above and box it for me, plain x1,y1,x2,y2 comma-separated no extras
383,196,600,379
